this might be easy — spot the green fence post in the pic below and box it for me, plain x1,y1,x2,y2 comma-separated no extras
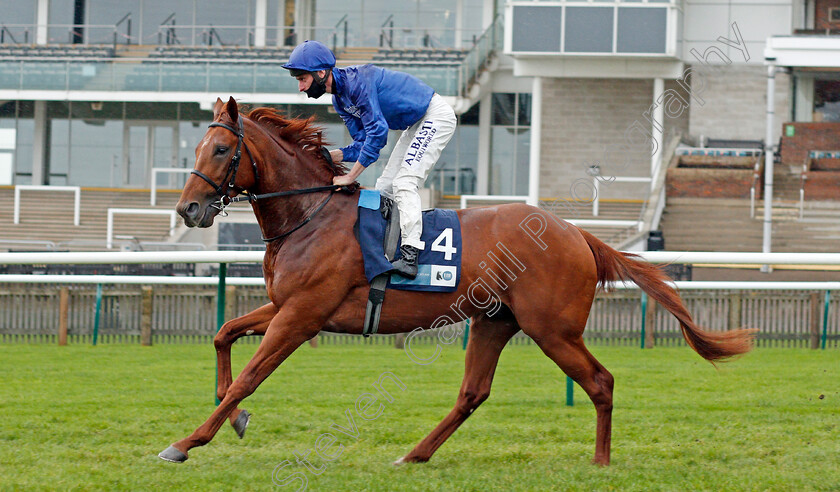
215,263,227,405
640,292,647,349
822,290,830,350
462,318,470,350
566,376,574,406
92,283,103,346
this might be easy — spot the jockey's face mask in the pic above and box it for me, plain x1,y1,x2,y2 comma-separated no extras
303,71,328,99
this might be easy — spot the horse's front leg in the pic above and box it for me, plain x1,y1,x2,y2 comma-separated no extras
159,308,320,463
214,302,278,437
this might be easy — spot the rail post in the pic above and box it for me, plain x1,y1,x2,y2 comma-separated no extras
215,263,227,405
728,292,742,331
822,290,830,350
640,292,648,349
58,287,69,346
141,286,153,346
566,377,574,406
92,283,103,346
461,319,470,350
644,296,656,348
809,292,821,349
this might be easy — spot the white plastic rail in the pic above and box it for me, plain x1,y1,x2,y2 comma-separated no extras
106,208,177,249
592,176,651,217
14,185,81,226
150,168,192,206
460,194,529,209
2,251,840,267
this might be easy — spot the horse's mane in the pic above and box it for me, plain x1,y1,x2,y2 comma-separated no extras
246,107,348,176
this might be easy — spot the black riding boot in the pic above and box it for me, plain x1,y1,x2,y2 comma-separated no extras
390,244,419,279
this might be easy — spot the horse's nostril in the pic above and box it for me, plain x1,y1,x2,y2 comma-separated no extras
186,202,199,218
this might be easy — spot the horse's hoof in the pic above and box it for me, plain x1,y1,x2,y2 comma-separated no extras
233,409,251,439
158,445,188,463
392,457,406,467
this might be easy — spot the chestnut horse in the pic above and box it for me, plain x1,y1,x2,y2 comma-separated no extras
160,97,755,465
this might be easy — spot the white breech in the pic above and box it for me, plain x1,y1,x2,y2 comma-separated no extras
375,94,456,250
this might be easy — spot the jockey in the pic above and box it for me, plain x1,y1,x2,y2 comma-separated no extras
282,40,456,280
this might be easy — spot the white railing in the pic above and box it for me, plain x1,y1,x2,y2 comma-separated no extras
106,208,177,249
0,274,263,286
676,147,763,157
14,185,81,226
569,219,642,230
1,275,840,292
637,251,840,265
592,176,652,217
151,168,192,206
2,250,840,267
460,194,529,208
0,250,261,264
614,280,840,290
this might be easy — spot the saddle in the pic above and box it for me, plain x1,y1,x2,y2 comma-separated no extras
355,189,462,337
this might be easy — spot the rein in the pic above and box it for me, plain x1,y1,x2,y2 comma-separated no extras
196,117,346,243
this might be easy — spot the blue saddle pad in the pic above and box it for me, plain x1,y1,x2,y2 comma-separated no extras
357,189,461,292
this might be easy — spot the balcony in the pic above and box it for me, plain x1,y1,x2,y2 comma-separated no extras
0,59,462,98
765,35,840,68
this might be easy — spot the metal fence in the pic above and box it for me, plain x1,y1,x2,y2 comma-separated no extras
1,284,836,348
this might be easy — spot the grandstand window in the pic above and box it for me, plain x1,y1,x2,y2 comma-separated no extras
46,1,74,44
511,3,671,55
490,93,531,196
434,102,479,195
71,119,123,187
0,1,35,25
8,102,34,185
47,102,70,185
0,101,15,186
314,0,480,48
815,79,840,122
69,102,123,187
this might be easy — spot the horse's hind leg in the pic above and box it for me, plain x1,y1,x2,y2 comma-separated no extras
214,302,277,438
399,312,519,464
520,311,614,465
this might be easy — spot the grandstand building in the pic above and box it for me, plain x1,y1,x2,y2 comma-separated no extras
0,0,838,254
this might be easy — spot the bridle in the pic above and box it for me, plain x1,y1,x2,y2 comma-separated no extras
191,116,345,242
190,117,257,212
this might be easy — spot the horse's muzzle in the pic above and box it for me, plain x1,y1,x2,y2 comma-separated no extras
176,199,217,228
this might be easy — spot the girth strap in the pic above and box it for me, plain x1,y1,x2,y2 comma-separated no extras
363,197,400,337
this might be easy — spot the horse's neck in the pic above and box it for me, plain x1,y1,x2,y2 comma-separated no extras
250,136,336,241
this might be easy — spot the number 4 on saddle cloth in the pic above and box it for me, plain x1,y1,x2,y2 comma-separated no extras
355,189,462,335
356,189,462,291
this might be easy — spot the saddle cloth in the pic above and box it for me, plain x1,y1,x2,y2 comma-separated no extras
356,189,461,293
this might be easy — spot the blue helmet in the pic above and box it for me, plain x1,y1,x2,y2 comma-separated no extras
282,40,336,75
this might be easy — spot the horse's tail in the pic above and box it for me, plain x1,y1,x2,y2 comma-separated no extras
578,227,756,362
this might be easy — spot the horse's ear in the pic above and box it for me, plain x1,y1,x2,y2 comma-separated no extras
226,96,239,123
212,97,224,120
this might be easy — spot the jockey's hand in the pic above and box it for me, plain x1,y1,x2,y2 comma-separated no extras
333,161,365,188
333,174,356,187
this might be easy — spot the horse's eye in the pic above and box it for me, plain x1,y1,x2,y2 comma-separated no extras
215,146,228,155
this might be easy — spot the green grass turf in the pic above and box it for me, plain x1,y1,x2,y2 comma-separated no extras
0,342,837,491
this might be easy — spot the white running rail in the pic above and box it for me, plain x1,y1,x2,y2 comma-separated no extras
592,177,651,217
14,185,81,226
106,208,177,249
1,250,840,266
460,194,529,209
151,168,192,206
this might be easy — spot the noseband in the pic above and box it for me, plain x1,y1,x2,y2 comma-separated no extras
190,117,258,212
